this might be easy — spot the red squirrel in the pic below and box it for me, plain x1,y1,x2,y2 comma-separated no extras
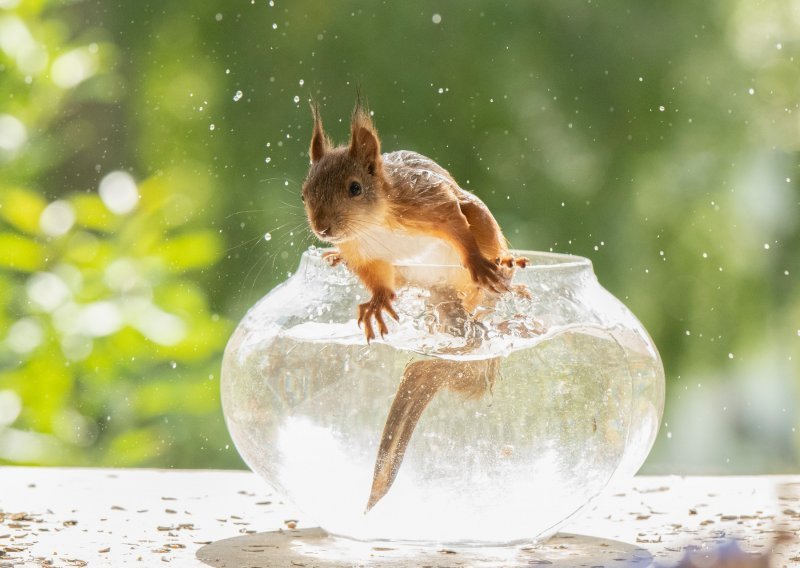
301,101,526,511
301,101,525,342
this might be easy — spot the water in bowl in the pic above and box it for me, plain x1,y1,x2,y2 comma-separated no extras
223,319,656,544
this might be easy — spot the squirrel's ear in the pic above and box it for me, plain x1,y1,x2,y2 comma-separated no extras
349,104,381,174
310,102,331,163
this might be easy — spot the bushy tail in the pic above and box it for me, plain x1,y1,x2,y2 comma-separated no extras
366,357,499,512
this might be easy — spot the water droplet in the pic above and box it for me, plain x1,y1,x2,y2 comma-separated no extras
233,90,243,101
293,95,300,103
265,157,271,163
438,87,444,94
298,79,304,86
272,22,277,29
748,88,755,95
776,42,782,50
666,431,672,439
658,105,665,111
432,13,442,24
264,232,272,241
215,13,223,21
209,124,215,131
728,352,734,359
764,243,770,250
170,361,177,369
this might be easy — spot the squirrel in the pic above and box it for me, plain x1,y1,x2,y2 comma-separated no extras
301,101,526,342
301,100,528,511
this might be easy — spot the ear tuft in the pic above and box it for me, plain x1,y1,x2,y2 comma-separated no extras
309,101,331,163
349,100,381,172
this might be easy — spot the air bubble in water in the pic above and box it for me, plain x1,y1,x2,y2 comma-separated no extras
264,233,272,241
432,13,442,24
299,79,305,86
233,90,243,101
209,124,215,131
293,95,300,103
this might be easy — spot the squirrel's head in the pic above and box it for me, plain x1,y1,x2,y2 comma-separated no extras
301,101,387,244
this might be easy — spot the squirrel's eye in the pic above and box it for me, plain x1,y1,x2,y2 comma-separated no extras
349,181,362,197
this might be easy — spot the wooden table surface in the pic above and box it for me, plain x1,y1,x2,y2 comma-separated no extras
0,467,797,567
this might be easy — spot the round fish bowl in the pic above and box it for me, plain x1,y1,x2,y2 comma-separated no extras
221,249,665,545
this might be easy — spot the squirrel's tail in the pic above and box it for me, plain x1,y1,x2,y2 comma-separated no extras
366,357,499,512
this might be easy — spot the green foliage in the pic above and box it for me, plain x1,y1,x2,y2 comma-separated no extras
0,2,235,468
0,0,797,472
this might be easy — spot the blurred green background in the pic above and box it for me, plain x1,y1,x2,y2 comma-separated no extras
0,0,797,473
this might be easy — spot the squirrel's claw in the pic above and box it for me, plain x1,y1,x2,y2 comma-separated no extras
496,255,529,269
358,290,398,343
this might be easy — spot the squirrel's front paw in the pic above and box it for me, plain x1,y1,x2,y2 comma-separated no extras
357,289,399,342
467,254,511,294
322,250,343,267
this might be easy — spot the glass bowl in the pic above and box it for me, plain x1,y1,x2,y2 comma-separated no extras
221,249,664,545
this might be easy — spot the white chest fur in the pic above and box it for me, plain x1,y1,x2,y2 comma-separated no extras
356,226,461,266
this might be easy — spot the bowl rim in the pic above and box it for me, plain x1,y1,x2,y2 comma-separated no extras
303,248,593,272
